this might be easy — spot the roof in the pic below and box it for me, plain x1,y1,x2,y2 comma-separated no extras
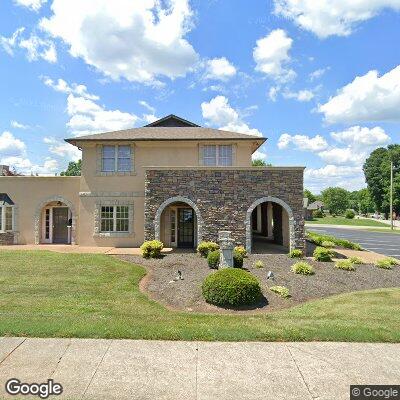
65,115,266,147
0,193,14,205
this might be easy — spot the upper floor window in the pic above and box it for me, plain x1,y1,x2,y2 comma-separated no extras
202,145,232,166
102,145,132,172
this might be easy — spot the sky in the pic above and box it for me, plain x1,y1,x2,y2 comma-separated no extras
0,0,399,193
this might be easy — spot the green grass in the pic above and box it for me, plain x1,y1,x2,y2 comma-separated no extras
307,216,390,227
0,250,399,342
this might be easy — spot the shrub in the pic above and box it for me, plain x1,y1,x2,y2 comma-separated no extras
233,250,244,268
313,246,334,262
202,269,262,307
207,250,220,269
312,209,324,218
288,249,303,258
270,285,290,298
307,231,362,251
197,241,219,258
254,260,264,269
321,240,335,248
375,258,398,270
349,256,363,264
140,240,164,258
292,261,314,275
345,209,355,219
234,246,247,258
335,260,356,271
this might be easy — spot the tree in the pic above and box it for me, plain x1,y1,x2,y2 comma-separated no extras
363,145,400,215
60,160,81,176
304,189,316,204
321,187,349,215
252,159,271,166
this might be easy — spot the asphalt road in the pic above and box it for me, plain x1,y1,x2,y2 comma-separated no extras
308,226,400,258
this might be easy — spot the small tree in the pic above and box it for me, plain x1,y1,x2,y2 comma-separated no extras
321,187,349,215
304,189,317,204
252,159,267,166
60,160,81,176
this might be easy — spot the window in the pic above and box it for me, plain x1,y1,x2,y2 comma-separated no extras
100,206,129,232
101,145,132,172
0,206,14,232
202,145,232,166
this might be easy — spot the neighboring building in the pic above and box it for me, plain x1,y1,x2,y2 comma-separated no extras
0,165,17,176
0,115,305,252
304,200,324,220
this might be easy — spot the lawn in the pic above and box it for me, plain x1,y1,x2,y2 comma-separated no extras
0,250,399,342
307,216,390,227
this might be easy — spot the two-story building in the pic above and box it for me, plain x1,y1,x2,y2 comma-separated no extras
0,115,305,253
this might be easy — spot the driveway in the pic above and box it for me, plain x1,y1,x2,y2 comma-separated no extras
0,337,399,400
308,226,400,258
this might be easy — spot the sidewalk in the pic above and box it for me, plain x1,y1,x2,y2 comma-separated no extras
0,337,399,399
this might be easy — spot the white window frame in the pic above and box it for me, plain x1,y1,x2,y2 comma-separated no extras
202,144,233,166
101,145,132,172
0,205,14,232
100,205,130,233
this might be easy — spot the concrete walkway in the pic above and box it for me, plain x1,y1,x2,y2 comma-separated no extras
0,338,399,400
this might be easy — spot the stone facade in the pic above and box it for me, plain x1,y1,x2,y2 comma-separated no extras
0,232,14,245
144,167,305,252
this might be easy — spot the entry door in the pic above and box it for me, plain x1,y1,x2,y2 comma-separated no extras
178,208,194,248
52,207,69,244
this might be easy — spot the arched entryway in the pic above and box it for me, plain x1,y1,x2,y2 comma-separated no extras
154,196,202,248
34,196,76,244
246,196,294,254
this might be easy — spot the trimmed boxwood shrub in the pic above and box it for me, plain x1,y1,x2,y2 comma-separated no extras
207,250,220,269
197,241,219,258
140,240,164,258
202,269,262,307
234,246,247,258
233,250,244,268
313,246,333,262
335,259,356,271
292,261,314,275
288,249,303,258
345,209,355,219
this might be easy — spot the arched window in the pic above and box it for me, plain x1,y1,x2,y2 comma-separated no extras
0,193,15,232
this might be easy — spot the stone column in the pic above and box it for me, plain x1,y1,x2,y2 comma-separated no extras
218,230,234,268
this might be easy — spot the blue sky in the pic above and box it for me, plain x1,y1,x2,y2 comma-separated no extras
0,0,399,192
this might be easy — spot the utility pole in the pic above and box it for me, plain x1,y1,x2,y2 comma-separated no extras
390,160,393,230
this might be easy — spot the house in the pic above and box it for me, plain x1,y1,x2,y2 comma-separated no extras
304,200,324,220
0,115,305,252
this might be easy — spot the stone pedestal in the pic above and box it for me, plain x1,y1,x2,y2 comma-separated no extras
218,230,234,268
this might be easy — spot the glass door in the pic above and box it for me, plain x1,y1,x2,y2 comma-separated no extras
177,208,194,248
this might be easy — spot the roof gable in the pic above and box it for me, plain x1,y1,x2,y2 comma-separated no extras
144,114,199,127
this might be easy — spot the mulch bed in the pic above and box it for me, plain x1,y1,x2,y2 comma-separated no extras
116,251,400,314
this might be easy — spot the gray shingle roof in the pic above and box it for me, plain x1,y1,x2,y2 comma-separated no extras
65,127,266,146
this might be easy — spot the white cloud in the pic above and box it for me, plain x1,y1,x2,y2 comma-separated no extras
11,120,30,129
142,114,158,124
204,57,237,81
252,150,267,160
40,0,198,85
0,131,26,157
66,94,139,137
44,137,81,161
201,96,262,137
309,67,328,81
268,86,280,101
42,77,99,100
274,0,400,38
0,27,57,63
277,133,328,151
283,89,314,102
319,65,400,123
253,29,296,82
139,100,156,114
330,126,390,147
319,147,365,165
14,0,46,12
0,155,59,175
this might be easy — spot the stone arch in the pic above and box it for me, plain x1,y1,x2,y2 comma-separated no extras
245,196,294,253
154,196,203,246
34,195,77,245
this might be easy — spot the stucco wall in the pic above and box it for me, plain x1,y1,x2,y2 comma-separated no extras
144,167,305,251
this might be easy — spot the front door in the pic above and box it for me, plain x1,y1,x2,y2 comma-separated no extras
52,207,69,244
178,208,194,248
